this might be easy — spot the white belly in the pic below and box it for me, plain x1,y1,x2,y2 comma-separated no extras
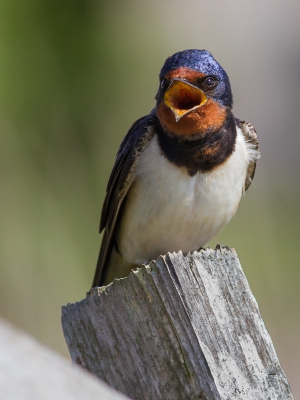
117,127,251,264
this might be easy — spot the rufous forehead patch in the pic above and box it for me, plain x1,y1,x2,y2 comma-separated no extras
165,67,206,82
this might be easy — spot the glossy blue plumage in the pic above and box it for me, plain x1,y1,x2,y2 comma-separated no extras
159,49,233,107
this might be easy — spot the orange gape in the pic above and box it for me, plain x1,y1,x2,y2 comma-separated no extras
164,80,208,121
157,97,227,137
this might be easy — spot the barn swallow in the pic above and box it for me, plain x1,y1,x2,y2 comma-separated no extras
93,49,259,287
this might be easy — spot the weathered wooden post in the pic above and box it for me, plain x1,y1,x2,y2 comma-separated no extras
62,246,293,400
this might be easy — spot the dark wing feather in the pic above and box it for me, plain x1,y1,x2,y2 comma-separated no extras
93,113,156,287
235,118,260,191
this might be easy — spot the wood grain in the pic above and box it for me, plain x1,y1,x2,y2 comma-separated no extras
62,246,293,400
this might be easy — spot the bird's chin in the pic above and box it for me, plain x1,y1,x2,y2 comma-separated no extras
156,99,227,138
170,104,203,123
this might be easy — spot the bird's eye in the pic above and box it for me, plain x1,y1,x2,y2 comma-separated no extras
204,76,217,88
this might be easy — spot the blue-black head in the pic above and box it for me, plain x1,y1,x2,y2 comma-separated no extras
156,49,233,108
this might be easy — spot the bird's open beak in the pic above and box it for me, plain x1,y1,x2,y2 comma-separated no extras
164,79,207,122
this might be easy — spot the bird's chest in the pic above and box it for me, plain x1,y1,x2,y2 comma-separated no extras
118,132,249,264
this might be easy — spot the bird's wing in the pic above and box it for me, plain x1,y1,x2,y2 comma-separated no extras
93,113,156,287
236,118,260,191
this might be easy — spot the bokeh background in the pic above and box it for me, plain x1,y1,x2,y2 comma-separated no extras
1,0,299,396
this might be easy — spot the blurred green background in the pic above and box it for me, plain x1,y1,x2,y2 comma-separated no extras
0,0,299,395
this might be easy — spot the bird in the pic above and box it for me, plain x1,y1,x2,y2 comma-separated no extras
93,49,259,287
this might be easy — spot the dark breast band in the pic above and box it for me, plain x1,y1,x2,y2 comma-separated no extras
155,112,237,176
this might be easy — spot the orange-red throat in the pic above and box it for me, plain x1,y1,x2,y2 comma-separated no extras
157,80,227,138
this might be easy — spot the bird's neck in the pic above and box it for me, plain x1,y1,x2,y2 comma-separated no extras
155,111,237,176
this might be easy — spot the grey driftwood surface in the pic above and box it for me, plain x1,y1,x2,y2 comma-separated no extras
62,246,293,400
0,317,129,400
